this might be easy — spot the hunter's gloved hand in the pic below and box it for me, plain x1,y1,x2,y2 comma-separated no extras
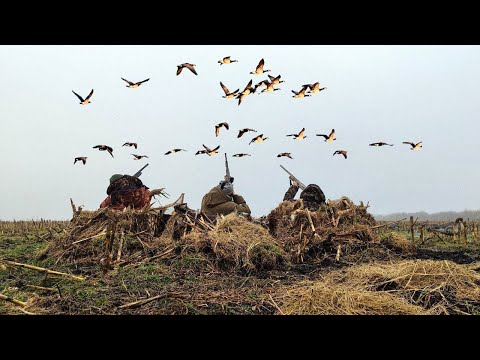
289,176,299,187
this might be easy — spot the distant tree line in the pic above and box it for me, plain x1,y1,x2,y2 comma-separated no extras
374,210,480,221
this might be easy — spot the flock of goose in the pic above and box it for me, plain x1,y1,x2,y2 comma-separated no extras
72,56,423,166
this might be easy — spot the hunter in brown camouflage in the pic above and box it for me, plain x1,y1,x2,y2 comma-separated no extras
99,174,152,210
200,177,251,219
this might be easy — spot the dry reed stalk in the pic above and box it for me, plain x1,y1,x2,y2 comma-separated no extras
1,260,85,281
0,293,28,307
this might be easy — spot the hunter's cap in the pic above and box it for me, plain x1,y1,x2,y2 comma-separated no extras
109,174,124,184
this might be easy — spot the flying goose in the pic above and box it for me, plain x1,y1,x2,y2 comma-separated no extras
176,63,198,76
403,141,423,150
74,157,87,165
165,149,186,155
202,144,220,156
220,82,239,98
316,129,336,142
122,142,138,149
287,128,306,140
233,153,251,157
132,154,149,160
121,78,150,88
261,81,281,94
255,79,270,89
215,122,229,137
250,58,271,75
268,74,284,85
236,79,256,105
369,142,393,147
237,128,257,138
291,85,310,98
249,134,269,145
333,150,348,159
218,56,238,65
277,152,293,159
304,82,326,94
93,145,114,158
72,89,94,105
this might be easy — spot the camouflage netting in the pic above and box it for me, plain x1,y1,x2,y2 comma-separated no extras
47,207,173,268
266,197,387,263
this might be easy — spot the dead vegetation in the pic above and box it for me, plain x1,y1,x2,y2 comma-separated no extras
177,214,287,272
273,259,480,315
2,196,480,315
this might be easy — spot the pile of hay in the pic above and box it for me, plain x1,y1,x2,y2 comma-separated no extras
266,197,379,262
47,207,172,267
179,214,288,272
274,259,480,314
276,281,429,315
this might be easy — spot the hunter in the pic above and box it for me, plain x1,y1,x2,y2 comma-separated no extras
99,174,152,210
200,176,251,219
283,178,326,211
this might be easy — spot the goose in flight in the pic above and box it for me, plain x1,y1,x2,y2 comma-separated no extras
218,56,238,65
261,81,281,94
176,63,198,76
215,122,229,137
250,58,271,75
74,157,87,165
249,134,269,145
369,142,393,147
121,78,150,88
237,128,257,138
220,82,239,98
268,74,284,85
165,149,186,155
403,141,423,150
317,129,336,142
236,79,256,105
72,89,94,105
202,144,220,156
93,145,114,158
291,85,310,98
132,154,149,160
304,82,326,94
122,142,138,149
287,128,306,140
277,152,293,159
333,150,348,159
233,153,251,157
255,79,270,90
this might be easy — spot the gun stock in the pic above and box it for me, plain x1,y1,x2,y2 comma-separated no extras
280,165,306,190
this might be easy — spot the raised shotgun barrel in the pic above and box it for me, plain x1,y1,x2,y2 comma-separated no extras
133,163,149,178
280,165,306,190
224,153,234,183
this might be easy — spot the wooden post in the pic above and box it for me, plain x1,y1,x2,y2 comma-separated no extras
410,216,414,244
452,222,456,241
420,225,425,243
461,221,467,244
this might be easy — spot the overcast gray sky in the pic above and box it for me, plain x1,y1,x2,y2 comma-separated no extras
1,45,479,220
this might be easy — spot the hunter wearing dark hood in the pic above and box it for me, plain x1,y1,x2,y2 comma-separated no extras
99,174,152,210
283,178,326,211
